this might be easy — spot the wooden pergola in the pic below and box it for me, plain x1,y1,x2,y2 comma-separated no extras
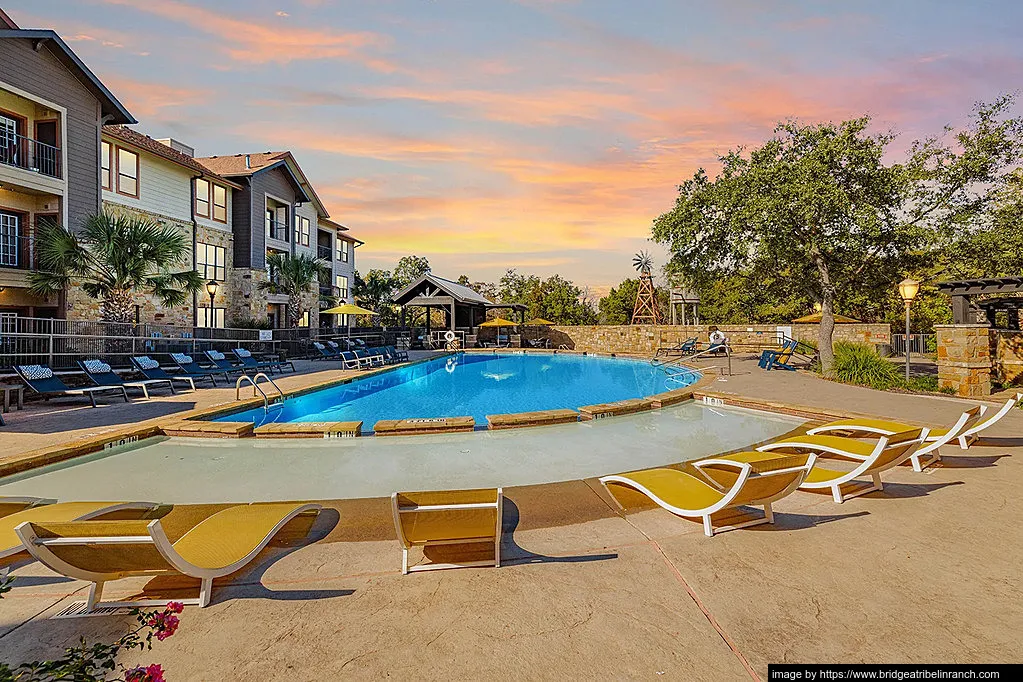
391,274,527,336
937,276,1023,329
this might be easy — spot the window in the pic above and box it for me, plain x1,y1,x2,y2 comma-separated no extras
101,141,112,190
337,239,349,263
0,211,19,267
296,216,310,246
212,184,227,223
116,147,139,197
266,204,288,241
194,178,210,218
197,306,225,328
196,242,226,281
298,310,310,328
335,274,349,299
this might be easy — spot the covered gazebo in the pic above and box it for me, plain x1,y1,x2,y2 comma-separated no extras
391,274,528,338
937,277,1023,329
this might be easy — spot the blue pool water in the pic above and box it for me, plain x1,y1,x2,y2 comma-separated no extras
218,352,697,430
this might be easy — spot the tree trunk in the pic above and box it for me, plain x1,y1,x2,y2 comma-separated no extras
288,291,301,328
813,252,837,373
101,289,136,324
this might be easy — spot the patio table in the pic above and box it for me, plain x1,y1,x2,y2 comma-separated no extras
0,383,25,413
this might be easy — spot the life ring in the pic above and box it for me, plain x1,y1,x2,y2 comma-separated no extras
445,357,457,373
444,330,456,342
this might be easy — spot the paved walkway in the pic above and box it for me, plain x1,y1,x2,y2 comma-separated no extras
1,357,1021,679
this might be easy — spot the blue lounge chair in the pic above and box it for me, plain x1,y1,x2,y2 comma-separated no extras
231,348,295,374
759,340,798,371
340,350,371,370
355,349,385,367
203,350,245,376
78,359,175,399
14,364,128,407
390,345,409,362
312,341,340,359
131,356,208,391
170,353,229,385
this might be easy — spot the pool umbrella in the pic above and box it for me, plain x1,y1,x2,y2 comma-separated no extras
524,318,555,346
320,303,378,341
479,317,517,347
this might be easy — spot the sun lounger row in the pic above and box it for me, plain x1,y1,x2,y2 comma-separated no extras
312,342,408,368
601,393,1021,535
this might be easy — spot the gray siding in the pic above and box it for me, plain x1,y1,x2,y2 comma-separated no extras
0,37,104,229
231,177,252,267
243,165,298,269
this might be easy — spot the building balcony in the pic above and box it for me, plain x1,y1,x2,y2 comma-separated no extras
0,233,38,271
317,245,332,261
0,133,61,179
266,219,289,242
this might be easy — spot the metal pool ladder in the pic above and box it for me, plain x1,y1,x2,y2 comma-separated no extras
235,373,286,412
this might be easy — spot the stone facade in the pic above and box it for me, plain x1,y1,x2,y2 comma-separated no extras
936,324,991,397
991,330,1023,386
547,323,891,355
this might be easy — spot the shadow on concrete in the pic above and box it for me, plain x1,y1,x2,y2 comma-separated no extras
933,453,1011,469
0,574,75,589
501,498,617,566
763,510,870,531
977,437,1023,448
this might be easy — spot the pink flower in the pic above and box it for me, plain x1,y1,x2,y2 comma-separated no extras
166,601,184,614
126,664,165,682
146,612,180,641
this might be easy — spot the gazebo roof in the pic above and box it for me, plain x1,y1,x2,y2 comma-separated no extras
936,277,1023,297
792,312,860,324
392,274,492,306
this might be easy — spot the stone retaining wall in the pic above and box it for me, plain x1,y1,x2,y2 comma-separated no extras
547,323,890,355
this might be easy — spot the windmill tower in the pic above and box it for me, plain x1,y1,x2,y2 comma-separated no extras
631,251,660,325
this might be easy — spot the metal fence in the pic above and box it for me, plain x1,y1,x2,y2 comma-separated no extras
891,333,936,356
0,316,400,374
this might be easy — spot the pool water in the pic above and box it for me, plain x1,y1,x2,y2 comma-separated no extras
219,352,697,429
0,405,804,502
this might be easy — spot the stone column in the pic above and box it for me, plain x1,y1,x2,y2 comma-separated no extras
935,324,991,397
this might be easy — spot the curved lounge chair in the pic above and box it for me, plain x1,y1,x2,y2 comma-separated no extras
15,364,128,407
1,501,158,577
803,407,982,471
16,502,321,610
79,359,175,399
807,398,1018,450
756,428,925,502
599,453,815,536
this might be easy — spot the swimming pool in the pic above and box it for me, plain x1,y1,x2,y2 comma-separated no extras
0,405,804,502
218,352,698,429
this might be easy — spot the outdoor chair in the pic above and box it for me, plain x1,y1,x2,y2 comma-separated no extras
130,356,207,391
600,453,815,537
804,405,988,466
203,350,246,376
759,339,798,371
169,354,228,385
391,488,503,574
390,345,409,362
339,351,368,370
354,349,385,367
16,502,322,611
14,364,129,408
78,359,175,399
657,337,697,357
368,346,395,364
755,428,926,503
2,501,158,578
312,341,341,360
232,348,295,374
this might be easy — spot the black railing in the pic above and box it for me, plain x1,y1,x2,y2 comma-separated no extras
317,245,332,260
0,233,36,270
0,132,61,178
266,219,289,242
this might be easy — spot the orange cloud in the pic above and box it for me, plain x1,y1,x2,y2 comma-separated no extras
99,0,391,67
102,77,210,118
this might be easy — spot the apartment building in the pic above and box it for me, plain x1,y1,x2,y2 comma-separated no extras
0,12,135,323
194,151,360,328
92,125,242,326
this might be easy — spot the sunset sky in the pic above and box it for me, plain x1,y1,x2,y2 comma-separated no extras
6,0,1023,293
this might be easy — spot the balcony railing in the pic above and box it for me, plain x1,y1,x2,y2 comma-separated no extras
266,219,289,242
317,245,333,260
0,233,37,270
0,133,61,179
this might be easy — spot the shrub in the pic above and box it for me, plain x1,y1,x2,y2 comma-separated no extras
829,341,905,390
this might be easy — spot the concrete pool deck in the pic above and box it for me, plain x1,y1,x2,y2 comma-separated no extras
1,358,1021,678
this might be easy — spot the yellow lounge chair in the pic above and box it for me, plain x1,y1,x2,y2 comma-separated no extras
15,502,321,611
804,407,983,471
757,428,925,503
599,453,815,536
808,396,1019,450
391,488,502,574
1,500,158,577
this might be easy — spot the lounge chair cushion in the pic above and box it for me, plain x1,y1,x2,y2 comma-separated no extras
171,353,193,364
765,434,879,459
207,350,226,361
82,360,113,374
135,356,160,370
399,511,497,544
608,468,724,510
2,503,147,556
234,349,252,358
18,365,52,380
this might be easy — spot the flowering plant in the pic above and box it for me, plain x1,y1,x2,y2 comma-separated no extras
0,577,181,682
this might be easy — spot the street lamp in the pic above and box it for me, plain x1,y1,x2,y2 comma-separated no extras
205,280,219,329
898,278,920,382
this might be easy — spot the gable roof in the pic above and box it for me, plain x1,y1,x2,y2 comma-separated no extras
0,28,135,124
195,151,328,217
392,274,493,306
319,217,363,246
103,126,242,189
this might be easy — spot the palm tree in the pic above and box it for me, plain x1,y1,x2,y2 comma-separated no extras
260,252,329,327
29,213,203,323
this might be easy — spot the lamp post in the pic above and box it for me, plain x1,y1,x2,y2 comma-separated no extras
205,280,219,329
898,278,920,382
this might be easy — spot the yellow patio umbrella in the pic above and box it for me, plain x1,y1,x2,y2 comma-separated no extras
479,317,517,347
320,303,378,340
524,318,555,326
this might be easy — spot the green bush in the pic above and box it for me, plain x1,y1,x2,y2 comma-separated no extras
830,341,905,390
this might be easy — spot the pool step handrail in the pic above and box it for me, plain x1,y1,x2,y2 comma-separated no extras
235,372,286,412
653,344,731,376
